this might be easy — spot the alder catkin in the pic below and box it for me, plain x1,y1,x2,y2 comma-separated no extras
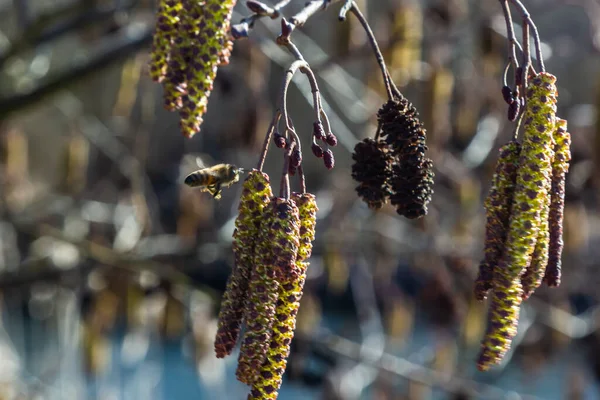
214,171,272,358
351,138,393,209
477,72,558,371
378,96,434,219
178,0,237,137
249,193,317,400
237,197,300,385
474,141,521,301
544,119,571,287
149,0,181,82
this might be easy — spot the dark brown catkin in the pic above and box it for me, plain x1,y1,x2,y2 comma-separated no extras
378,96,434,219
544,119,571,287
351,138,393,209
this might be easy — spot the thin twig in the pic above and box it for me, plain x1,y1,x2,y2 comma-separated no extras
289,0,332,29
521,18,531,94
285,41,305,61
374,121,382,141
512,106,525,140
231,0,292,39
347,3,394,100
287,118,305,193
386,70,403,100
297,165,306,193
280,60,310,132
508,0,545,72
338,0,353,20
280,151,291,199
257,111,281,171
276,0,345,43
298,62,324,123
500,0,520,83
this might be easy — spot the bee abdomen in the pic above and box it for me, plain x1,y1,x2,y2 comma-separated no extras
185,172,206,187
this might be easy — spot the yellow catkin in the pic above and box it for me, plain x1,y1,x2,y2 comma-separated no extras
249,193,318,400
178,0,237,137
522,121,569,298
214,171,272,358
148,0,182,82
477,72,558,371
474,141,521,301
237,198,300,385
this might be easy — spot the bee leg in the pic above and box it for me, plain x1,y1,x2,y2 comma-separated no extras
212,183,222,199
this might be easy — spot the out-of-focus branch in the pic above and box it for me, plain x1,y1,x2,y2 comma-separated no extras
301,328,545,400
0,0,138,67
0,20,153,120
0,222,192,290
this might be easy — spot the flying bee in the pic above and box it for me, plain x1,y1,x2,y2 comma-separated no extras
184,159,245,200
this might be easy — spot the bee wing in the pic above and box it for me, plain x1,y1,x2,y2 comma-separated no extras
179,153,214,182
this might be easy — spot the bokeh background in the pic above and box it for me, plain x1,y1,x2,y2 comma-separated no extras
1,0,600,399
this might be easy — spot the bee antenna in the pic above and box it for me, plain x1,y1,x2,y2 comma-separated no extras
238,167,248,174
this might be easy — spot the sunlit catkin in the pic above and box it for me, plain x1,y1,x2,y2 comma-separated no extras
521,139,556,299
544,119,571,287
214,171,272,358
178,0,237,137
476,276,523,371
477,72,557,370
249,193,317,400
149,0,181,82
474,141,521,301
237,197,300,385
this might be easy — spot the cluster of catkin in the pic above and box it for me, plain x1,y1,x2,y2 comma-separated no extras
149,0,236,138
474,72,571,371
351,94,434,219
214,170,318,399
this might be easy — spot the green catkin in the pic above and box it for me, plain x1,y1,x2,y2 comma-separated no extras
237,198,300,385
162,6,189,111
522,123,563,298
474,141,521,301
520,189,551,299
477,275,523,371
249,193,318,400
544,120,571,287
178,0,237,138
214,171,272,358
477,72,558,371
149,0,181,82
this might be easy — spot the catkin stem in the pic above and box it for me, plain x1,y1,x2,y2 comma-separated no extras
508,0,545,72
500,0,520,81
348,3,394,100
257,112,281,171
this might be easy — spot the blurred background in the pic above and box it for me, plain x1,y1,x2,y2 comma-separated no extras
1,0,600,399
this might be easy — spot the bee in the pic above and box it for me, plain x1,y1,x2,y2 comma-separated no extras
184,159,244,200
